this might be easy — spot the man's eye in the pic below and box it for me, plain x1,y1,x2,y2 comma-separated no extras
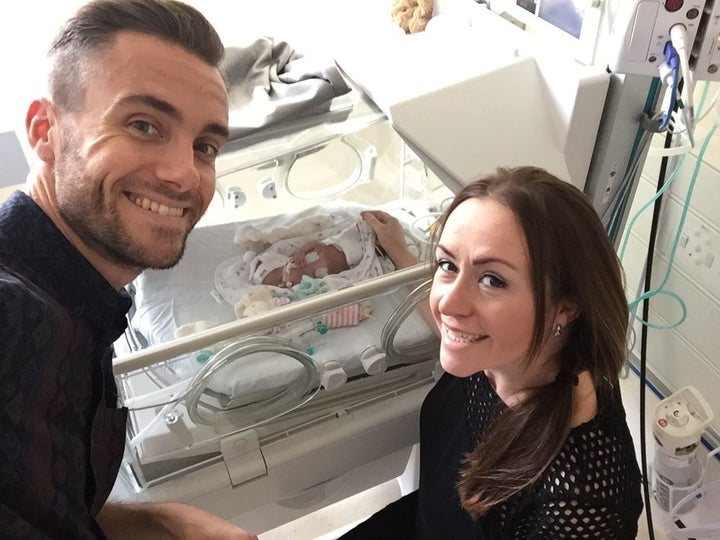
130,120,158,135
195,142,219,157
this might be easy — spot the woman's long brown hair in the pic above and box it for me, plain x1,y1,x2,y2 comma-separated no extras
430,167,629,516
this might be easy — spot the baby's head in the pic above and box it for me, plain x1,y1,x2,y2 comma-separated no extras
249,240,349,287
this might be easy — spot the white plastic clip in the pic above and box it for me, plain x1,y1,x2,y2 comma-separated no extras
320,360,347,391
360,346,387,375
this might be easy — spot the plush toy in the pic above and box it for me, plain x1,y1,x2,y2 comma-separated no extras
391,0,434,34
233,285,281,319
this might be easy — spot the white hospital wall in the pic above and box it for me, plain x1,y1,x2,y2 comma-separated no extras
621,81,720,439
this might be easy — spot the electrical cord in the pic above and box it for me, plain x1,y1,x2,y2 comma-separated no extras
638,113,678,539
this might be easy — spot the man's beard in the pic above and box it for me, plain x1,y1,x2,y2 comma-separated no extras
54,133,195,272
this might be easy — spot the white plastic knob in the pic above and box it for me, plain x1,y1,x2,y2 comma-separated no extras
360,347,387,375
320,361,347,391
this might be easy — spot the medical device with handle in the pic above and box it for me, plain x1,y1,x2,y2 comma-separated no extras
651,386,714,513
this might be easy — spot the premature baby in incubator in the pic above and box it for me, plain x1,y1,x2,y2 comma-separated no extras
247,210,413,288
250,238,353,288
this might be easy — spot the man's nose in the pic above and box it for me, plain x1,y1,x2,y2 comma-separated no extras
154,139,200,191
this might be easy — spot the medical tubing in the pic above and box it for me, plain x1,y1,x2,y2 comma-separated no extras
184,336,320,427
113,263,433,375
670,24,694,125
621,154,689,331
381,278,439,365
619,82,713,327
607,130,653,240
127,337,320,447
604,77,661,240
627,121,717,316
695,83,718,123
626,79,695,315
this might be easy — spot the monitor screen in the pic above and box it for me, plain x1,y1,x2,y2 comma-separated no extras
487,0,602,65
517,0,586,39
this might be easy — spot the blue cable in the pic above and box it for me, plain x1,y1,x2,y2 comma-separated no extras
658,42,680,132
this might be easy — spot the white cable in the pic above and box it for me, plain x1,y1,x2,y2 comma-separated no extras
670,24,695,129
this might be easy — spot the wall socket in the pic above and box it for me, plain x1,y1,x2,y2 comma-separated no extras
657,199,720,304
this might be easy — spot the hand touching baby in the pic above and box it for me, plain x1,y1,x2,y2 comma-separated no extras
361,210,418,269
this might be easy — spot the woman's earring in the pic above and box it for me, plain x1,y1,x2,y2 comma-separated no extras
554,324,563,337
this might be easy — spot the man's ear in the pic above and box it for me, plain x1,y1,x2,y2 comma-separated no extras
26,98,59,165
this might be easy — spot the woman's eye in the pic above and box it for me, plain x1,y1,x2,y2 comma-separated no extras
130,120,158,135
195,142,219,157
480,274,507,288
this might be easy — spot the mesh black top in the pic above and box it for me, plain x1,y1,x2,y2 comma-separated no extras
341,371,643,539
461,371,644,539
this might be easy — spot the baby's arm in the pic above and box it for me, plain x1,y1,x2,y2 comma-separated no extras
361,210,418,269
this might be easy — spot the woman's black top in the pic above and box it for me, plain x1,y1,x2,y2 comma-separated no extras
342,371,643,539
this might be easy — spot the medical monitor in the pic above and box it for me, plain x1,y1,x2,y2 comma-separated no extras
487,0,603,65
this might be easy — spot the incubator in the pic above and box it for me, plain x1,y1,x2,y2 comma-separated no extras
111,82,454,528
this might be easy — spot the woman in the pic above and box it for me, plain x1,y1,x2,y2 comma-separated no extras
342,167,643,538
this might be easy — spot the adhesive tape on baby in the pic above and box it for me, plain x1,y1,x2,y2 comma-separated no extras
360,346,387,375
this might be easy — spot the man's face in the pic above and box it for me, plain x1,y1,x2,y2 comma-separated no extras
53,31,229,272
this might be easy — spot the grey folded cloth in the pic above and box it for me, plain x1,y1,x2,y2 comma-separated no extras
222,37,352,141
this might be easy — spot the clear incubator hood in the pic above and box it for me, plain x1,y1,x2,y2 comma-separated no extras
110,11,610,532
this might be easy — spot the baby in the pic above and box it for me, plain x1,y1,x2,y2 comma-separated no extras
255,240,349,288
247,210,415,288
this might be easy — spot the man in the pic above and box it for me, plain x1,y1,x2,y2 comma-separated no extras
0,1,257,538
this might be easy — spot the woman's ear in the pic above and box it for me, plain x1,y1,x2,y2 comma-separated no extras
556,299,580,328
26,98,59,165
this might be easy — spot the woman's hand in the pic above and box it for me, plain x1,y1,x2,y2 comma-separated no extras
361,210,417,269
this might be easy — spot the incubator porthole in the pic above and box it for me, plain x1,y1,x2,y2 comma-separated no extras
286,139,363,200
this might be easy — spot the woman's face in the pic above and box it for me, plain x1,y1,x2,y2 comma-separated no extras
429,198,541,378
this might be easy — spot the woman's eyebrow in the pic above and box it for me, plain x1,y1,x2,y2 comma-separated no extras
436,243,518,271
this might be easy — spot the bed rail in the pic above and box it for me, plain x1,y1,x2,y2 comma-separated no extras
114,262,432,376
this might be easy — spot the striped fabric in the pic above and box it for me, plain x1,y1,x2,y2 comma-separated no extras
321,304,362,328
